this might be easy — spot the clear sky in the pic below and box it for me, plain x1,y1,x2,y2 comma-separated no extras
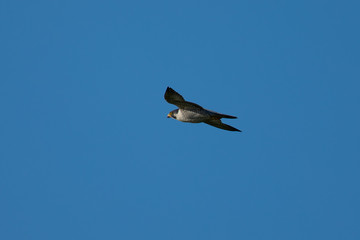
1,1,359,239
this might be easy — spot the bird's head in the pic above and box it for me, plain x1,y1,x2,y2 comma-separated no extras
167,109,178,119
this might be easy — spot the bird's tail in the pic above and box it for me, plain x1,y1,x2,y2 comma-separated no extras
206,109,237,119
215,113,237,119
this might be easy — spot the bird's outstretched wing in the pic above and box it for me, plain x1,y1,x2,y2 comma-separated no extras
164,87,203,110
204,119,241,132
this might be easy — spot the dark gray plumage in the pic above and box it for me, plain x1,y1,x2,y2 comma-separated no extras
164,87,241,132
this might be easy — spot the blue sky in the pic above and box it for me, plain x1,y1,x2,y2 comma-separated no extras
1,1,359,239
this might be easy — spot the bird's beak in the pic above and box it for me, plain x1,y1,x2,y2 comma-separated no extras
167,113,171,118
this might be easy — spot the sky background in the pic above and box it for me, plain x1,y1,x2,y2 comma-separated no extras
1,0,360,239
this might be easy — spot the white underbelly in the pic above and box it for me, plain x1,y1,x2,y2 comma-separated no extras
177,109,209,123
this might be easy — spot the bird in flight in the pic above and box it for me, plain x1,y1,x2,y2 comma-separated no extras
164,87,241,132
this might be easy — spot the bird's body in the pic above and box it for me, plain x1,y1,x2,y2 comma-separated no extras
164,87,241,132
176,109,210,123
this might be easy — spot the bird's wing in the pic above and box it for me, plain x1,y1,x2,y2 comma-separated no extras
204,119,241,132
164,87,203,110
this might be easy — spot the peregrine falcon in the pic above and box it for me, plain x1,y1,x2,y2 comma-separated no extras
164,87,241,132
